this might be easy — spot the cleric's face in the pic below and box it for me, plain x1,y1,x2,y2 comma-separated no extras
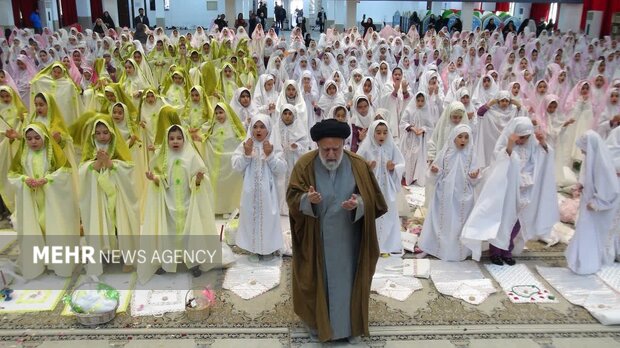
318,137,344,162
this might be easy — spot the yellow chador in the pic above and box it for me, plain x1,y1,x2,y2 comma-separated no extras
137,124,218,284
79,115,140,276
203,102,245,214
0,86,27,212
9,123,80,279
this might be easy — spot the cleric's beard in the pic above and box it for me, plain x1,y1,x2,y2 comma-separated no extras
319,151,343,171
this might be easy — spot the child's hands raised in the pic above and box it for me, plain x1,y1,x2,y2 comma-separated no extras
368,160,376,169
243,138,253,156
430,164,439,173
263,140,273,157
469,169,480,179
386,160,395,171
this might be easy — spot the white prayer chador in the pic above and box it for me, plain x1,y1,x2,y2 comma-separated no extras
400,92,433,186
427,101,468,161
275,80,309,134
565,130,620,274
605,126,620,259
357,120,405,253
275,105,309,215
475,91,520,168
461,117,559,261
78,118,140,276
419,124,479,261
137,125,218,284
9,124,80,279
232,114,286,255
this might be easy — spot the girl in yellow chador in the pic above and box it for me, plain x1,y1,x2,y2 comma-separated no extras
138,124,218,283
0,86,27,212
9,123,80,279
203,102,245,215
79,115,140,275
30,62,83,126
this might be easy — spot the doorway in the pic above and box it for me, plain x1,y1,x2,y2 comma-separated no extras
117,0,130,27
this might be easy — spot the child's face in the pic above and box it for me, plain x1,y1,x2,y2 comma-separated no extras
26,129,44,151
334,109,347,123
536,82,547,94
239,91,251,107
511,83,520,96
595,76,605,88
460,95,470,105
265,79,274,91
450,111,463,125
105,91,116,102
482,77,491,89
380,63,388,75
333,73,341,83
191,89,201,103
214,106,226,123
454,132,469,148
524,71,533,82
327,84,336,96
52,67,63,79
0,90,11,104
34,96,48,116
224,66,233,78
95,123,112,144
357,100,369,116
416,95,425,108
112,106,125,122
392,69,402,82
559,72,566,82
581,83,590,96
374,124,388,145
133,52,142,64
125,62,135,75
281,110,294,125
363,80,372,93
429,77,438,89
515,134,530,146
173,74,183,85
146,92,156,104
168,129,184,152
286,84,297,98
252,121,268,142
519,59,527,70
547,101,558,113
611,92,619,104
499,99,510,108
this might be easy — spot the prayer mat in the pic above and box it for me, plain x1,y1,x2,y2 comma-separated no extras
537,266,620,325
222,255,282,300
62,273,136,315
597,263,620,293
130,272,191,316
485,264,558,304
0,273,70,313
430,260,496,305
371,256,422,301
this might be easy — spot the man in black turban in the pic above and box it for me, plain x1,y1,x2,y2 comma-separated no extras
286,119,387,343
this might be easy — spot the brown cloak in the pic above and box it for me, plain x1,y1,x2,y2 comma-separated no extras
286,149,388,342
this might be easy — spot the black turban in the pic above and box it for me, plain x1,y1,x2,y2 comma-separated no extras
310,119,351,142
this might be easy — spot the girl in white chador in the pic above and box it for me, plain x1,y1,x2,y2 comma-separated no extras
9,123,80,279
400,92,433,186
605,126,620,260
138,124,218,283
357,120,405,255
276,105,309,215
232,114,286,262
461,117,559,265
565,130,620,274
419,124,480,261
78,116,139,276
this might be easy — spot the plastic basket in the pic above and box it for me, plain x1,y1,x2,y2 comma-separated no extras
185,288,212,321
71,281,118,326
